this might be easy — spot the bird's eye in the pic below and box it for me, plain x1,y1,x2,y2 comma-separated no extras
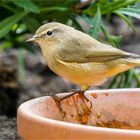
47,31,53,36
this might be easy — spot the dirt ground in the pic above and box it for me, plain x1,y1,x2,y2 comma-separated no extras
0,116,20,140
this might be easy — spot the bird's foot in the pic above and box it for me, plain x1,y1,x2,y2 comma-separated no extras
48,88,92,118
60,89,92,109
49,92,65,117
74,89,92,109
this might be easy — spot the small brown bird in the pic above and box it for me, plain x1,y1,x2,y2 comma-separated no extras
27,22,140,101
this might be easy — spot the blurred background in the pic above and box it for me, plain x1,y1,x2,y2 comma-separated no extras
0,0,140,139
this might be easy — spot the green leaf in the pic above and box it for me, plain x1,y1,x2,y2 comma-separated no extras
114,10,135,31
122,70,134,87
0,41,12,52
87,7,102,38
12,0,40,13
22,16,40,32
82,15,91,24
102,0,137,15
134,0,140,8
0,12,28,39
118,7,140,19
101,0,126,13
71,17,83,31
109,75,119,88
117,73,125,88
101,25,122,47
134,70,140,87
108,35,122,47
40,6,68,13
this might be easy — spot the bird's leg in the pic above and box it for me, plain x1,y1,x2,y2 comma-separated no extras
49,92,65,117
49,86,91,115
59,91,80,101
59,85,92,108
79,85,92,108
48,91,84,117
59,86,89,101
59,87,87,101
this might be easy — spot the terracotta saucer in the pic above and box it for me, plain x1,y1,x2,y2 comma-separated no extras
17,88,140,140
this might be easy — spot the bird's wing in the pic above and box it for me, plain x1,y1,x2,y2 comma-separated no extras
57,38,138,63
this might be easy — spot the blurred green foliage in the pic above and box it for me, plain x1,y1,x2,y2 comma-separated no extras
0,0,140,88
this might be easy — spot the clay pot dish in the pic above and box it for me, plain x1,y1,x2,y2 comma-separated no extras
17,88,140,140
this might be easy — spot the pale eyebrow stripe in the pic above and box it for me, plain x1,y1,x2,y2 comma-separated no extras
36,26,63,37
36,26,60,34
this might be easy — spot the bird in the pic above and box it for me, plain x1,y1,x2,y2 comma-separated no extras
26,22,140,103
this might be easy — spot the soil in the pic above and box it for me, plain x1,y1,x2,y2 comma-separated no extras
0,116,20,140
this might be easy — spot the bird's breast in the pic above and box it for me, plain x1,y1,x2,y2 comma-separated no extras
47,56,108,86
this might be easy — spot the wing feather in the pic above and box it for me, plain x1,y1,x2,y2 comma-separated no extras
57,30,135,63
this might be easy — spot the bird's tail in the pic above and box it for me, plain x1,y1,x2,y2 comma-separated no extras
126,53,140,66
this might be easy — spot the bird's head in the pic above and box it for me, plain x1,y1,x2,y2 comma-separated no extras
26,22,75,49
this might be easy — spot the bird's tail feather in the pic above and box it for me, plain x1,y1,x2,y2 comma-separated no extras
130,59,140,66
124,52,140,65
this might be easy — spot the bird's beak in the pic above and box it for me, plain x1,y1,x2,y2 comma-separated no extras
26,35,39,42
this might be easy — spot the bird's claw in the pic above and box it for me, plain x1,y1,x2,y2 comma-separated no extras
49,93,65,118
78,91,92,109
